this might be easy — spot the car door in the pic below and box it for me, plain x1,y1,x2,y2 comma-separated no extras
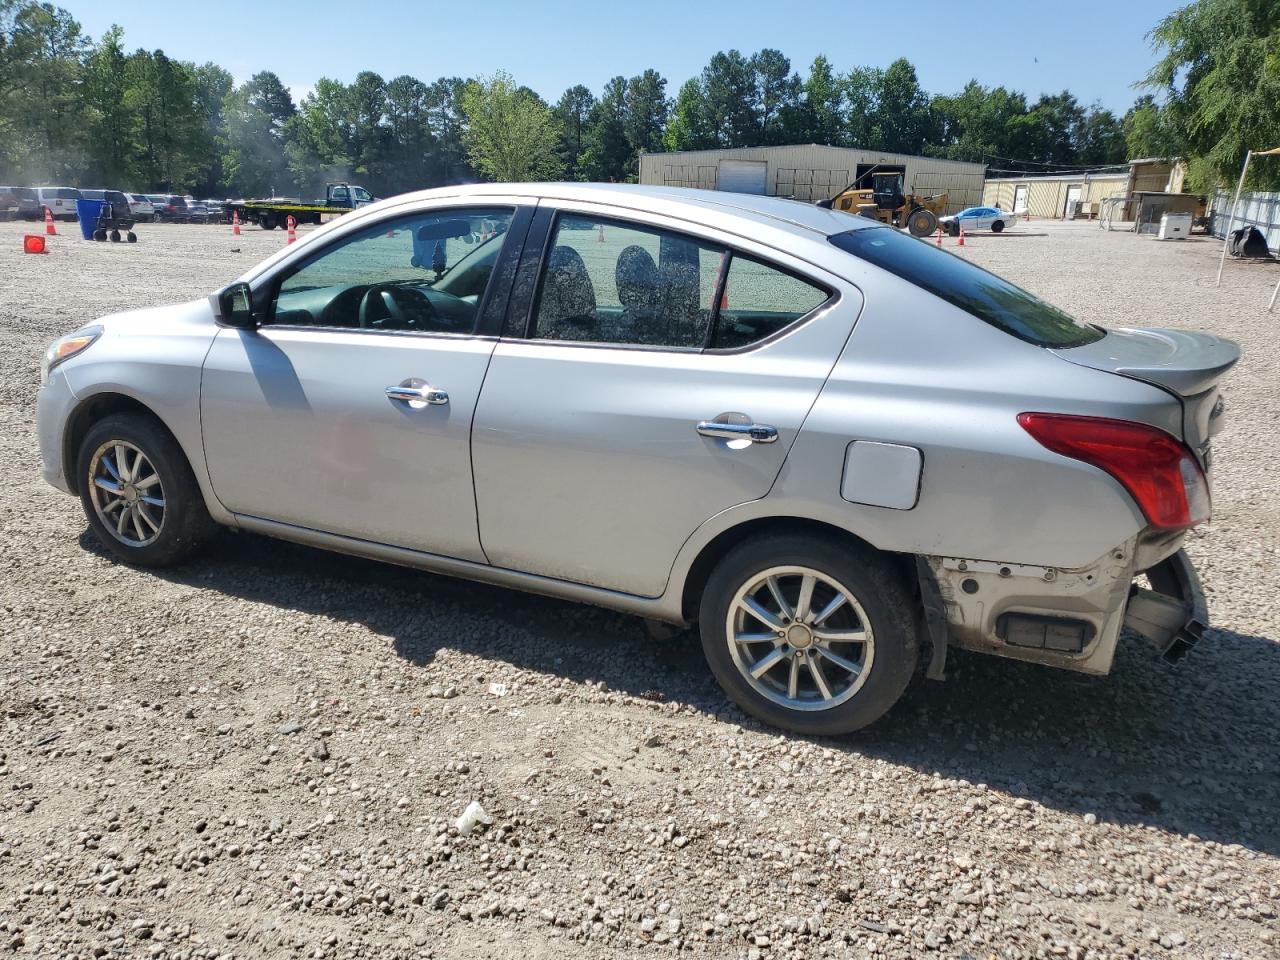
200,200,531,562
471,204,862,597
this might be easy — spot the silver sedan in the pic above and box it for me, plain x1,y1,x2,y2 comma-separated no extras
35,183,1238,734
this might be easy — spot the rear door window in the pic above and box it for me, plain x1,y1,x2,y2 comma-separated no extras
526,213,831,351
829,227,1104,347
711,256,830,350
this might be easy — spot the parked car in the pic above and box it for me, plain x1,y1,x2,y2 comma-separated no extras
0,186,18,220
125,193,156,222
151,195,189,223
201,199,225,222
939,206,1016,236
35,186,82,220
185,200,213,224
3,186,41,220
35,183,1237,735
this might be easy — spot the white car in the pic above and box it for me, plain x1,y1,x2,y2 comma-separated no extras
940,207,1016,236
125,193,155,222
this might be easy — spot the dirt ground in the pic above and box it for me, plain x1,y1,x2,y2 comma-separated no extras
1,213,1278,960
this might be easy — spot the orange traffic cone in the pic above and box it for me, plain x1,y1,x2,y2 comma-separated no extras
232,209,241,236
958,226,965,247
596,223,604,244
23,234,48,255
286,215,297,245
44,207,56,236
1023,210,1030,222
935,226,942,248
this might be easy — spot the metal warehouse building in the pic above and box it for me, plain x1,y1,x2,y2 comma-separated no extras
638,144,986,214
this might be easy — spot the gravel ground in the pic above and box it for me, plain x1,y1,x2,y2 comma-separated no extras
1,216,1278,960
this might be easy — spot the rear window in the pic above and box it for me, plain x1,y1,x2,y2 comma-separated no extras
830,227,1104,348
55,188,80,199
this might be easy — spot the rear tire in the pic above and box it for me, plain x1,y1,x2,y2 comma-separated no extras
77,414,216,567
906,208,938,238
698,534,919,735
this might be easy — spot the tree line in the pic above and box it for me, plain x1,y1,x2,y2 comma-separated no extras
2,0,1276,198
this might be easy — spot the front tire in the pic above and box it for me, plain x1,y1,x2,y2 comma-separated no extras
77,414,216,567
991,220,1005,233
698,534,919,735
906,208,938,237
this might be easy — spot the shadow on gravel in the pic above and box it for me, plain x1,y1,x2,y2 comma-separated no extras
84,527,1280,858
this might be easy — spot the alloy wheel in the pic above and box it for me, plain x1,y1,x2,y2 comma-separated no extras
87,440,166,547
725,565,875,712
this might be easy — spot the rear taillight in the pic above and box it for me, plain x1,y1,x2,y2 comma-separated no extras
1018,413,1209,530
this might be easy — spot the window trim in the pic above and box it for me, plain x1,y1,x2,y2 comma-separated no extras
256,204,531,340
512,208,836,355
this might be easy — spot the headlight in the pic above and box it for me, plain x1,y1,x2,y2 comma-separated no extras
40,325,102,385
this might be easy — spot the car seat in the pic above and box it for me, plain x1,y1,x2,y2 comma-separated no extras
538,246,597,339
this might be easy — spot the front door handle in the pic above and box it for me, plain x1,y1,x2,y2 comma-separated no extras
696,420,778,444
386,384,448,405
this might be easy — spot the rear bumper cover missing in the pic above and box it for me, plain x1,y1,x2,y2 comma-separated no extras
924,545,1207,675
1123,549,1208,663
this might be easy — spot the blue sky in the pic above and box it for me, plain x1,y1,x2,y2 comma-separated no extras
70,0,1180,113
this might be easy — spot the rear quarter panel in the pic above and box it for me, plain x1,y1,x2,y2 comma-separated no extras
773,277,1182,569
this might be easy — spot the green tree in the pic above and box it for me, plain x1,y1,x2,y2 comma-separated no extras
664,76,714,151
6,2,88,181
553,83,595,178
224,73,296,197
126,49,204,190
1074,105,1128,164
1145,0,1280,188
382,74,435,192
801,55,843,145
624,69,669,163
460,70,561,181
841,66,881,148
702,50,758,146
426,76,471,184
1122,94,1179,160
872,58,930,154
581,76,629,181
750,48,800,145
83,25,132,185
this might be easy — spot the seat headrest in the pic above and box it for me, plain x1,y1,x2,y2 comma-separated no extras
615,245,659,313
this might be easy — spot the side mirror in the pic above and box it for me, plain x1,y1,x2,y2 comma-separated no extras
215,281,257,329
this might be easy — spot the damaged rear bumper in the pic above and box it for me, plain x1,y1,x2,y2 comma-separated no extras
922,545,1207,676
1122,549,1208,663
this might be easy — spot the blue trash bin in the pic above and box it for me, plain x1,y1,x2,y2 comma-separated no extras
75,199,106,240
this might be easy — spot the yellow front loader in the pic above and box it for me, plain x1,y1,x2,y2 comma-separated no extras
819,169,948,238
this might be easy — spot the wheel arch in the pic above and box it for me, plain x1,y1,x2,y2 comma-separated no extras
676,515,918,624
62,392,183,496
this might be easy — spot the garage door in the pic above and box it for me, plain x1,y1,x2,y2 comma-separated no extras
717,160,768,195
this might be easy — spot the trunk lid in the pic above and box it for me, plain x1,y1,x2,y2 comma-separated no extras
1053,327,1240,469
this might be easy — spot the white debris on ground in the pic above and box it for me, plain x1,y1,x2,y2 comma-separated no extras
0,218,1277,959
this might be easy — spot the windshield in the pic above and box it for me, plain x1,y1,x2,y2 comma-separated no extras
829,227,1104,348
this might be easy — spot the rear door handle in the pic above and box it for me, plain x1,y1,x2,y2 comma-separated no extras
386,384,448,405
696,421,778,444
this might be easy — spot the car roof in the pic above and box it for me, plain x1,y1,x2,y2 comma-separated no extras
376,182,881,239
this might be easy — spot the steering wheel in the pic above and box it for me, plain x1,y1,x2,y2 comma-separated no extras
357,283,438,330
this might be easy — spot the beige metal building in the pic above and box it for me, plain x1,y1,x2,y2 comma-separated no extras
981,159,1187,220
638,144,986,214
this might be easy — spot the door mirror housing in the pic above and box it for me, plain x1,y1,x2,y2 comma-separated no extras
214,281,257,329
